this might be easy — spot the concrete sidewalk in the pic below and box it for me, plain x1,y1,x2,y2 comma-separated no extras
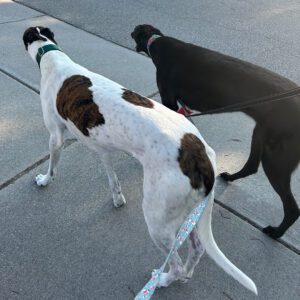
0,1,299,299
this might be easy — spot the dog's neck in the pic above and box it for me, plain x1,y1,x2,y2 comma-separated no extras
36,44,63,68
146,34,161,57
28,40,55,62
28,40,66,71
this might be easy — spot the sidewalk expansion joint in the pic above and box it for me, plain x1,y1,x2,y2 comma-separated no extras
1,143,298,254
0,67,39,94
215,198,300,255
17,0,298,64
147,91,159,99
0,154,49,190
13,0,145,56
0,138,77,191
0,87,157,191
0,14,45,26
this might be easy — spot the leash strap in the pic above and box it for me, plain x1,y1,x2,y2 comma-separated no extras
135,194,210,299
36,44,63,68
180,86,300,118
147,34,161,57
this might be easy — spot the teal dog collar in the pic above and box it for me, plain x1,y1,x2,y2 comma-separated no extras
36,44,62,68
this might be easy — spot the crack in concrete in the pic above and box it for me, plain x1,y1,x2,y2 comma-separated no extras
147,91,159,99
127,285,136,297
13,0,139,54
0,87,157,192
0,138,78,191
13,0,300,63
222,291,234,300
215,198,300,255
0,67,39,94
0,14,45,26
0,154,50,190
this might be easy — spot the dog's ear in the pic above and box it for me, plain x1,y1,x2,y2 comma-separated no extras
131,25,149,53
131,25,163,53
135,44,145,52
39,27,57,44
23,27,47,50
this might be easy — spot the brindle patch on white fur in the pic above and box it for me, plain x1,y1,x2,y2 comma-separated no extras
122,89,154,108
178,133,214,194
56,75,105,136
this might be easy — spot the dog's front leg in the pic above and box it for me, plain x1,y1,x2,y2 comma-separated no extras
157,73,179,111
36,130,64,186
98,150,126,208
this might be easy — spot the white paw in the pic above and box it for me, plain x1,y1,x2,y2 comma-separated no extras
35,174,51,187
157,273,170,288
113,193,126,208
181,266,193,283
179,274,191,284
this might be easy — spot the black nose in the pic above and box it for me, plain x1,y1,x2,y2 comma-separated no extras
131,32,134,38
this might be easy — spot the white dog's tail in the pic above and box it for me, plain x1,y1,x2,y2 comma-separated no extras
198,191,258,295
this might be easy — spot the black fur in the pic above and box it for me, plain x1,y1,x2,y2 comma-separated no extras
131,24,300,238
23,26,57,50
131,24,163,53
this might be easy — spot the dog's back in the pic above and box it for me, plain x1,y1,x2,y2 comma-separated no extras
43,58,209,168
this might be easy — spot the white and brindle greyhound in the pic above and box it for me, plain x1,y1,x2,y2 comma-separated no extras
23,26,257,294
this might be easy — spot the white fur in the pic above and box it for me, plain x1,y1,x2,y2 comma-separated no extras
27,29,257,295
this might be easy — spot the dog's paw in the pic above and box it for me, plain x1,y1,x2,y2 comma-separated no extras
157,273,170,288
219,172,234,182
262,226,283,239
179,277,190,284
180,268,192,283
113,193,126,208
35,174,51,187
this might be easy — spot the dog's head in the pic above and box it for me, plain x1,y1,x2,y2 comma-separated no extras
131,24,163,55
23,26,57,51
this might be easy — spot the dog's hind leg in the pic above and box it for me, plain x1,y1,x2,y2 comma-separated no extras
146,223,184,287
261,144,300,238
182,227,205,282
36,126,65,186
220,125,263,181
142,171,189,287
98,150,126,208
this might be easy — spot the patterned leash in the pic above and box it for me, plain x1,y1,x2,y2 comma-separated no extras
135,194,210,299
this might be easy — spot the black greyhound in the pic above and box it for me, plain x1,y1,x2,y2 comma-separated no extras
131,24,300,239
